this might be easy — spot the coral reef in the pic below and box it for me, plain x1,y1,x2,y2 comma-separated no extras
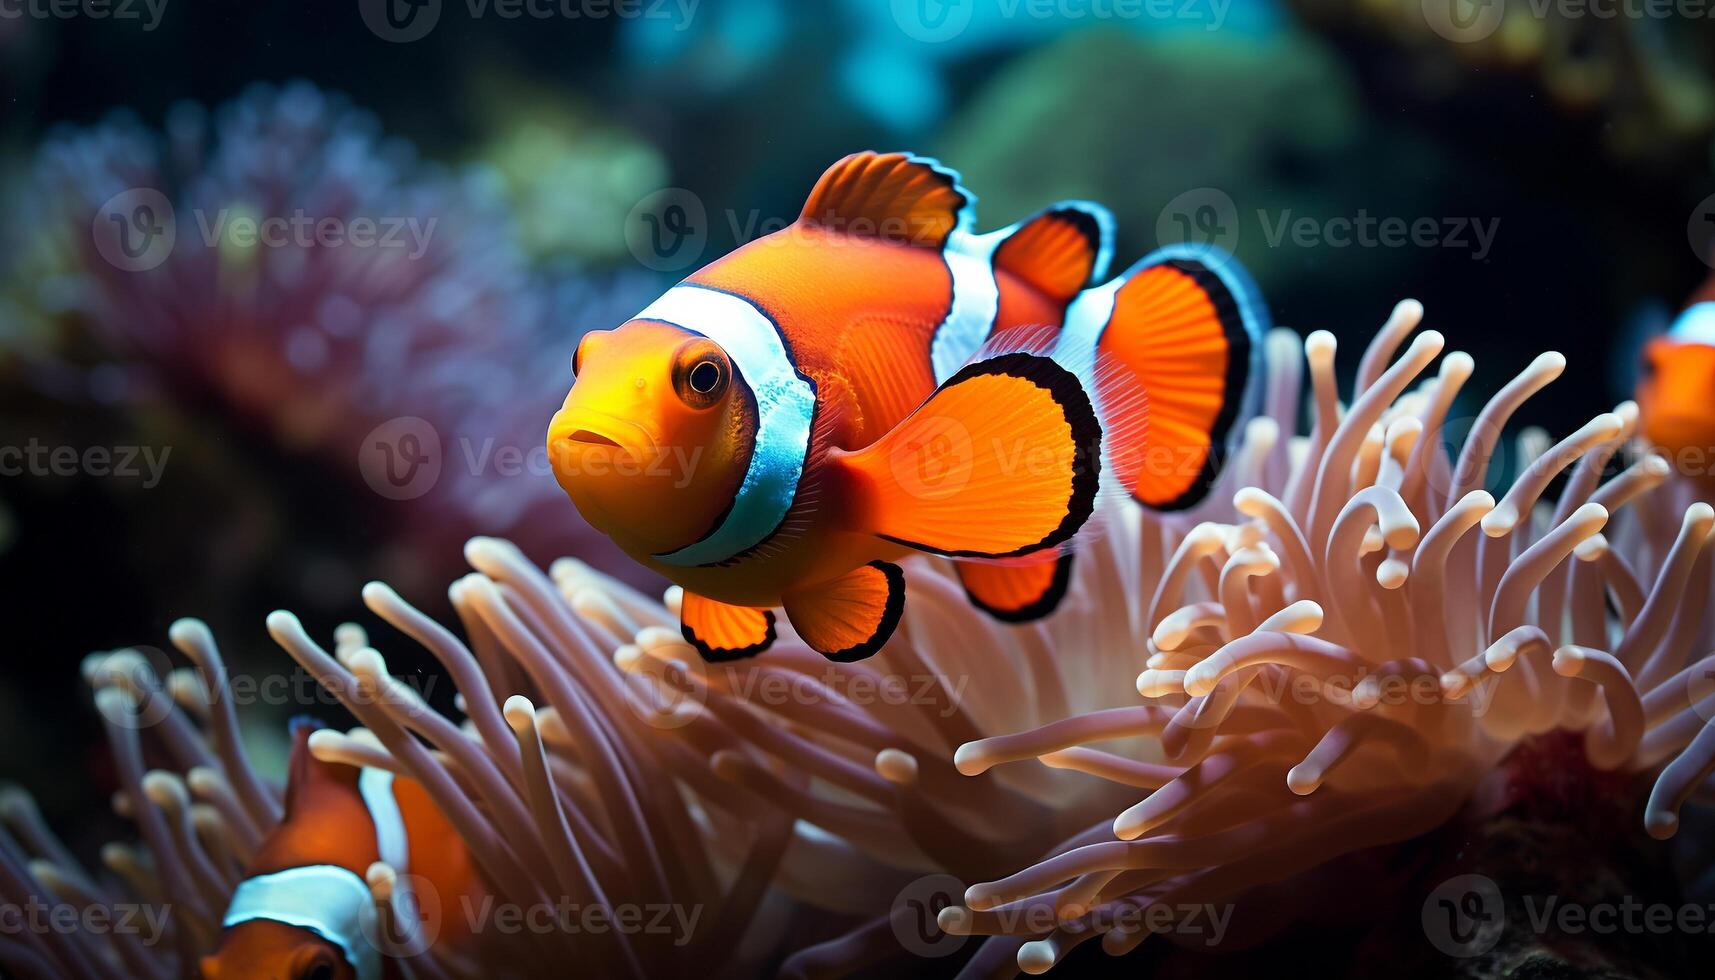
6,303,1715,977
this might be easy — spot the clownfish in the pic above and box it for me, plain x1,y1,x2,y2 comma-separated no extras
547,152,1267,661
200,721,483,980
1638,282,1715,483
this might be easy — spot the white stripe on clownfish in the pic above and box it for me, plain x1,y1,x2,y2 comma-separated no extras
632,284,818,568
1669,301,1715,348
221,767,410,980
929,227,1007,384
928,201,1117,385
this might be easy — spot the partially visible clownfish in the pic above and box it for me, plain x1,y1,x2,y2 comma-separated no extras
200,720,485,980
548,152,1268,662
1638,276,1715,486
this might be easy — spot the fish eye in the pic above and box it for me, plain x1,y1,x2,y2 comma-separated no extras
689,360,722,393
293,953,337,980
672,341,730,409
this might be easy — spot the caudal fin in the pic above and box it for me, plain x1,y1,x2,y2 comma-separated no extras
832,349,1102,560
1085,245,1267,510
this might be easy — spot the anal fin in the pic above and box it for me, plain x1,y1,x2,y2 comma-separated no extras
782,561,906,662
681,592,776,662
956,553,1074,623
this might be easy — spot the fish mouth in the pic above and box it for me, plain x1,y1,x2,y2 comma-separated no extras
549,408,658,462
566,429,622,449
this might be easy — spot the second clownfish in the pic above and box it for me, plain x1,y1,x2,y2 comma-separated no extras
1638,277,1715,483
548,152,1268,662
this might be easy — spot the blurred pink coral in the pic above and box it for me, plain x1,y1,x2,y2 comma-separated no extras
10,80,657,587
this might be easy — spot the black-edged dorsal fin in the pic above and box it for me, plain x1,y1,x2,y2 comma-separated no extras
799,152,975,249
992,202,1114,304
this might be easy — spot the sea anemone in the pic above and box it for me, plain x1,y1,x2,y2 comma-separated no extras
0,636,281,978
0,569,798,978
7,302,1715,978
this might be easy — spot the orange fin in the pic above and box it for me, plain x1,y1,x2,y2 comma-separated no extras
957,553,1075,623
283,719,358,818
680,592,776,662
782,560,906,662
1093,246,1266,510
833,351,1101,559
799,152,973,249
993,203,1112,303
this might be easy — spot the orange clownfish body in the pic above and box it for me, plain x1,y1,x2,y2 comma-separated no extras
200,723,483,980
1639,296,1715,486
548,152,1269,662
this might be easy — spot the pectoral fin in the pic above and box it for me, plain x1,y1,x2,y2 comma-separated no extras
831,351,1102,559
782,561,907,663
680,592,777,662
